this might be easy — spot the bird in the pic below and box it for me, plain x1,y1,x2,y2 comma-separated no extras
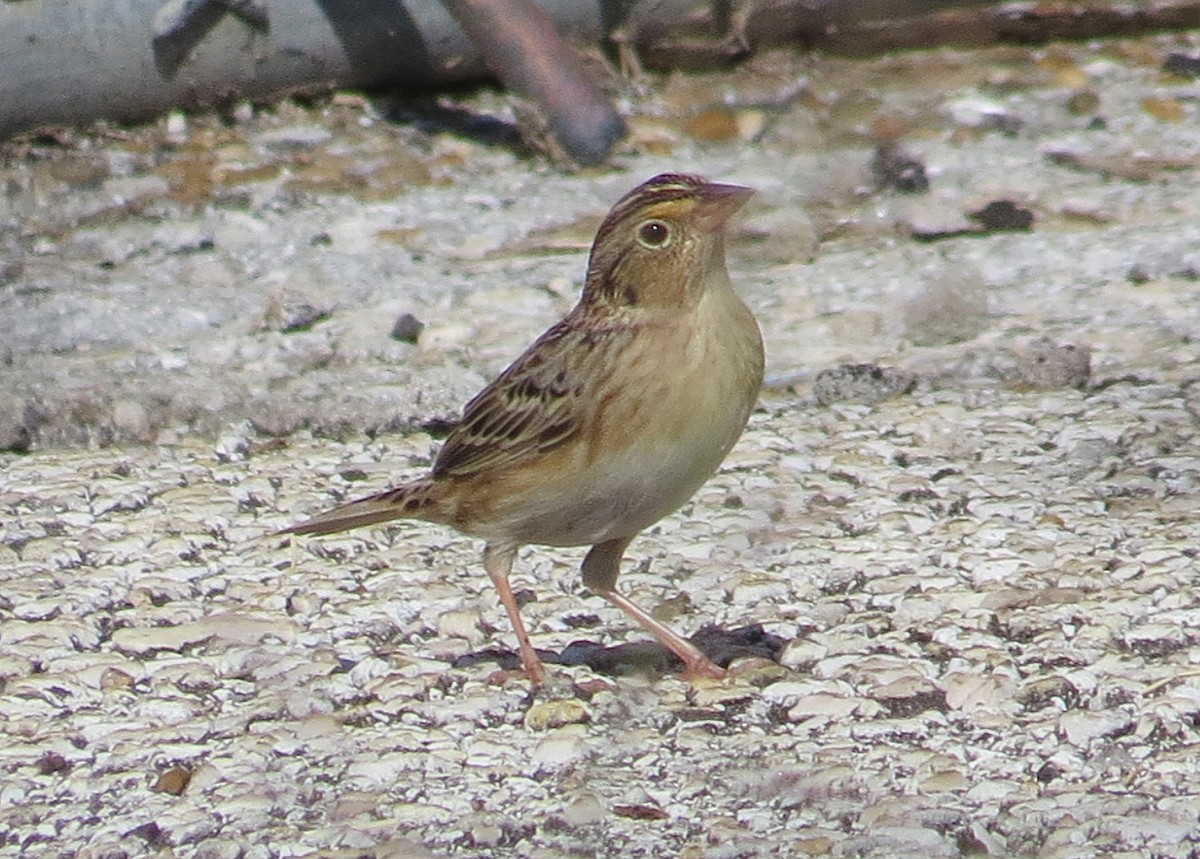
281,173,764,683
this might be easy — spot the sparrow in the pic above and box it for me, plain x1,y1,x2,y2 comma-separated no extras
282,173,764,682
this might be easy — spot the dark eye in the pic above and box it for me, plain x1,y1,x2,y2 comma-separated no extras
637,220,671,248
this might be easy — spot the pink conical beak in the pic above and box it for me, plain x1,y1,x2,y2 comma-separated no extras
693,182,754,233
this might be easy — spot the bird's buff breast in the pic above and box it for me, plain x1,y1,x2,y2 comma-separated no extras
469,288,763,548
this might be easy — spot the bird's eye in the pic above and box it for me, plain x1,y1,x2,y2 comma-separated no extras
636,220,671,249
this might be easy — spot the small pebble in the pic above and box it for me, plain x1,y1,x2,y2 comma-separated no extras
871,143,929,193
969,200,1035,232
391,312,425,344
813,364,917,406
524,699,590,731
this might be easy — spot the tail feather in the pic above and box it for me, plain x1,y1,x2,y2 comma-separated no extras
280,480,438,537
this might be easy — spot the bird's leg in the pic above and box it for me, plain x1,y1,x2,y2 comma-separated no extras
582,538,725,679
483,543,546,683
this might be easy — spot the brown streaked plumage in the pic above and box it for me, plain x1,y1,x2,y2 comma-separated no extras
282,173,764,683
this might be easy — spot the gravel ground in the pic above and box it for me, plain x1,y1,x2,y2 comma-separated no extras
3,33,1200,859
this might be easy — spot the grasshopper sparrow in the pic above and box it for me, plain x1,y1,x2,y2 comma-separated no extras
283,173,764,682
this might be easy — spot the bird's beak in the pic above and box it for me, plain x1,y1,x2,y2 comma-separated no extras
693,182,754,233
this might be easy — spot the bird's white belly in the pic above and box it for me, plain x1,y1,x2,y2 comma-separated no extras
513,432,730,546
490,284,761,549
510,366,752,546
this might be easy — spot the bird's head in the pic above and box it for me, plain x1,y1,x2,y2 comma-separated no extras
582,173,753,311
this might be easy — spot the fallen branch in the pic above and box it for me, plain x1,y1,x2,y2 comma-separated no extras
4,0,1200,141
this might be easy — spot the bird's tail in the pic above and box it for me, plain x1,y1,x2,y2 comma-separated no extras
279,479,441,537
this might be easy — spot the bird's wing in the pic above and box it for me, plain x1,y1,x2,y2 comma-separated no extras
433,318,627,478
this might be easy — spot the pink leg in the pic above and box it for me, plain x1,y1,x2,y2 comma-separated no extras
600,588,725,679
483,543,546,683
583,538,724,680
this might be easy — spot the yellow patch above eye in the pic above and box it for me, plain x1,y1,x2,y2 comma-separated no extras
639,198,698,221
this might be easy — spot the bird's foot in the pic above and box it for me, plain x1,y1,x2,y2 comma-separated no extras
679,656,727,682
486,667,541,685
